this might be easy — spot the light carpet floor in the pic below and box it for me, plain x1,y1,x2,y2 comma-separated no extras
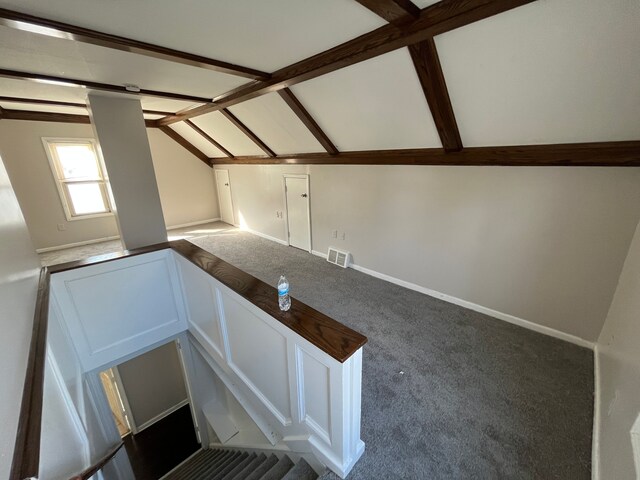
41,222,594,479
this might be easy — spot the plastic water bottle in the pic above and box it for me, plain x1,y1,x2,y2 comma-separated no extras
278,275,291,311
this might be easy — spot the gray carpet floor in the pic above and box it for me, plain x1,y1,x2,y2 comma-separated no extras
42,222,594,479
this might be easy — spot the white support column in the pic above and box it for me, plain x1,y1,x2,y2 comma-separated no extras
87,94,167,249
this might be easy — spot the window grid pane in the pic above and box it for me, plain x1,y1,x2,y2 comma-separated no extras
45,139,112,219
54,144,101,180
65,182,109,216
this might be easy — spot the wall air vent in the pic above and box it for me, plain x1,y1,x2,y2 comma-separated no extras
327,247,350,268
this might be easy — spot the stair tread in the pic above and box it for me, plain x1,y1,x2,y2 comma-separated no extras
163,449,317,480
211,452,250,480
281,459,317,480
243,454,279,480
187,450,236,480
199,451,242,480
220,452,256,480
229,453,267,480
258,455,294,480
165,449,219,479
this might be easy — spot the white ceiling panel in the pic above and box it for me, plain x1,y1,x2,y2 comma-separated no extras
191,112,266,157
291,49,442,151
0,74,197,115
411,0,440,8
0,0,386,72
0,26,245,99
435,0,640,146
138,98,196,114
0,102,87,115
228,93,323,154
0,77,90,103
169,122,226,158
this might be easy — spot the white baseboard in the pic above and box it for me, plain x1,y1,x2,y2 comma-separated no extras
592,344,601,480
36,218,222,253
271,241,594,349
36,235,121,253
137,398,189,433
348,261,594,350
168,218,220,230
235,224,289,246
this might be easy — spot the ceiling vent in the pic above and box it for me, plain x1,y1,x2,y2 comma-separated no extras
327,247,350,268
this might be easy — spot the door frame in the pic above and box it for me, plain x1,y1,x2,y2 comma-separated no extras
215,169,235,226
111,366,138,434
283,174,312,253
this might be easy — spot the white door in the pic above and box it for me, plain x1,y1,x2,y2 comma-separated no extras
285,176,311,251
215,169,234,225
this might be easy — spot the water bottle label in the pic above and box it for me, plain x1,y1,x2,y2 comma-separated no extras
278,287,289,296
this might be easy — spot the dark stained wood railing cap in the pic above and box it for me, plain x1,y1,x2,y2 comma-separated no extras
170,240,368,362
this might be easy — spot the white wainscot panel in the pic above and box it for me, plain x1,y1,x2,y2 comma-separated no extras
51,250,187,371
222,292,292,425
177,257,225,360
297,346,332,445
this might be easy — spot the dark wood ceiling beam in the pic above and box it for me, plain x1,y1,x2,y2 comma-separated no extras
185,120,234,158
0,96,173,115
220,109,276,157
354,0,420,26
277,88,338,155
409,38,462,152
159,0,537,125
0,108,159,127
1,108,90,124
209,141,640,166
0,8,270,80
159,126,211,166
0,68,211,104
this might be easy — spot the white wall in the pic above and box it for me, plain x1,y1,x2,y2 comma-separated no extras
89,95,167,250
148,128,219,228
215,164,640,343
595,218,640,479
0,153,42,478
116,341,187,429
0,120,219,250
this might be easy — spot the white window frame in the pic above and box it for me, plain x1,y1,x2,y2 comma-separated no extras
43,137,113,221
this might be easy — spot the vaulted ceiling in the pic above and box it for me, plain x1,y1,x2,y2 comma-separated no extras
0,0,638,166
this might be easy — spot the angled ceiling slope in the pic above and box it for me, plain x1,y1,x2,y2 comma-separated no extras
0,0,637,167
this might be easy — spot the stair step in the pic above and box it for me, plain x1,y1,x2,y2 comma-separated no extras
188,450,236,479
162,448,318,480
243,454,279,480
211,452,250,480
199,451,243,480
165,449,220,480
258,455,294,480
221,452,257,480
230,453,267,480
281,458,317,480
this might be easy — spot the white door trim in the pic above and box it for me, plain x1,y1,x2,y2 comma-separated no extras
112,366,139,434
215,169,235,225
175,336,202,444
283,174,312,253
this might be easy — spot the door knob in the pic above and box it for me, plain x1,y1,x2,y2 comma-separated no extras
301,193,308,198
225,183,229,186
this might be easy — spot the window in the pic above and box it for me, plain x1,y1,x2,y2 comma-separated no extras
43,138,112,220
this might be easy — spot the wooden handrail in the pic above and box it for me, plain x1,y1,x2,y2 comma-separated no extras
67,442,124,480
9,242,170,480
10,267,50,480
10,239,366,479
170,240,368,362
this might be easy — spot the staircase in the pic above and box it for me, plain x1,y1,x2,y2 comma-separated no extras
162,448,319,480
